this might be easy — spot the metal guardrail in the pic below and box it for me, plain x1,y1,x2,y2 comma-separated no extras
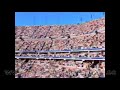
15,56,105,61
15,48,105,61
15,48,105,53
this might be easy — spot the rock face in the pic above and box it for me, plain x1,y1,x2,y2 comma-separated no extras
15,18,105,51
